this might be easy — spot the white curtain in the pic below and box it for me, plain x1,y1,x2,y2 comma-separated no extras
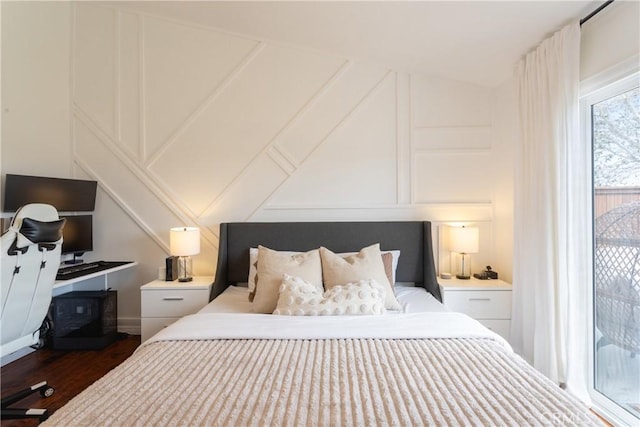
512,21,591,402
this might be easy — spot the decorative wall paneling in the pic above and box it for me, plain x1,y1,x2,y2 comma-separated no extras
71,3,501,323
201,63,394,224
409,75,495,276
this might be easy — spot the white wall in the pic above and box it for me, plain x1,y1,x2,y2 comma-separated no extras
580,0,640,83
2,2,514,331
1,1,72,177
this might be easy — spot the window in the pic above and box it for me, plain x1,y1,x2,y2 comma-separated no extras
583,73,640,426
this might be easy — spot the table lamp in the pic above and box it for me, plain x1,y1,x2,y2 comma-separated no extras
449,226,479,280
170,227,200,282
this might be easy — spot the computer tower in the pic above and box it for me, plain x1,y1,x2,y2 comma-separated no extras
49,290,118,350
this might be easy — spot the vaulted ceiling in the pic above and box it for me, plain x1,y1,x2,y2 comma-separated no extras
110,1,600,87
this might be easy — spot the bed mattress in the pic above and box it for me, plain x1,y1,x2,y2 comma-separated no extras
44,312,599,426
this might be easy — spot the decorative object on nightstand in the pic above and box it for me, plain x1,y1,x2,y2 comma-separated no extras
474,265,499,280
170,227,200,282
449,226,479,280
164,256,178,281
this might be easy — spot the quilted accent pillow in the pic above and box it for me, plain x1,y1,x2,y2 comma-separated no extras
252,246,323,314
273,274,385,316
320,244,402,311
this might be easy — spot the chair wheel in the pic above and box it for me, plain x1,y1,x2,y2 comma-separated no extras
41,386,54,398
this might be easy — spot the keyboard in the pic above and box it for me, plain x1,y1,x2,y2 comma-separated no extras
56,261,132,281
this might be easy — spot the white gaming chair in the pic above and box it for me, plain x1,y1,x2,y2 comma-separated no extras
1,203,65,422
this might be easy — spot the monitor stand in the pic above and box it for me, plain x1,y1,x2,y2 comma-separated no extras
63,252,84,265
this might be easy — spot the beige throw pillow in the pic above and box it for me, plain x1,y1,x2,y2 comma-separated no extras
320,244,401,311
248,248,299,302
253,246,322,313
248,248,400,302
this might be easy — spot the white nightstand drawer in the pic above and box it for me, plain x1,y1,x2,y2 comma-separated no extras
141,288,210,317
478,319,511,341
443,290,511,319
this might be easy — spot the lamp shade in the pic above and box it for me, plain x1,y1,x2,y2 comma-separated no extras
449,226,479,254
170,227,200,256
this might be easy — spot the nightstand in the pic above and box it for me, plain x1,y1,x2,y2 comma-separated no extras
438,277,512,341
140,276,213,343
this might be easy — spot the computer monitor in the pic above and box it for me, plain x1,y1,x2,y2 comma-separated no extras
60,215,93,263
3,174,97,212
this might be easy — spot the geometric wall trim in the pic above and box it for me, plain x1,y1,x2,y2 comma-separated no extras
72,3,501,282
413,126,492,151
413,150,494,204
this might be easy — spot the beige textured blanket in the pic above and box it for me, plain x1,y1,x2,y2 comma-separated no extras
45,337,599,426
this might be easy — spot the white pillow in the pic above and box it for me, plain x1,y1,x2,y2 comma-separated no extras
320,244,402,311
252,246,323,314
388,250,400,283
273,274,385,316
248,248,259,294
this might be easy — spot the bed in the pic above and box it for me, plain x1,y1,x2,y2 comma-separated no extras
44,221,600,426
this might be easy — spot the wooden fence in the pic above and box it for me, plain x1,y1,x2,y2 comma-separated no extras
594,187,640,218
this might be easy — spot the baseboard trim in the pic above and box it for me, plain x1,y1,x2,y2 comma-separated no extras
118,317,141,336
1,346,35,367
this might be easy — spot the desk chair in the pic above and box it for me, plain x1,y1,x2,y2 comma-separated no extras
1,203,65,422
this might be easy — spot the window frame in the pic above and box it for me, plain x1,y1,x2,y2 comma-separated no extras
581,70,640,427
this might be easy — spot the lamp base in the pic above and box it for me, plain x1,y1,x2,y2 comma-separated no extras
455,274,471,280
177,256,193,283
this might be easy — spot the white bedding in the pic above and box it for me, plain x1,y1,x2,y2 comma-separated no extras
200,284,448,314
148,311,509,348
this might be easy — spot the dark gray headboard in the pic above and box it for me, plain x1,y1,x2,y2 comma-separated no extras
210,221,441,302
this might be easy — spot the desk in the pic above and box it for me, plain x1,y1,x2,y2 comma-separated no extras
53,261,137,296
1,262,138,366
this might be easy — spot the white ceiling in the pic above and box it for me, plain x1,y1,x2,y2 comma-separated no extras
112,1,601,88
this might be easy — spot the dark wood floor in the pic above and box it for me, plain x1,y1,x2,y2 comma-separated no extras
0,334,140,426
